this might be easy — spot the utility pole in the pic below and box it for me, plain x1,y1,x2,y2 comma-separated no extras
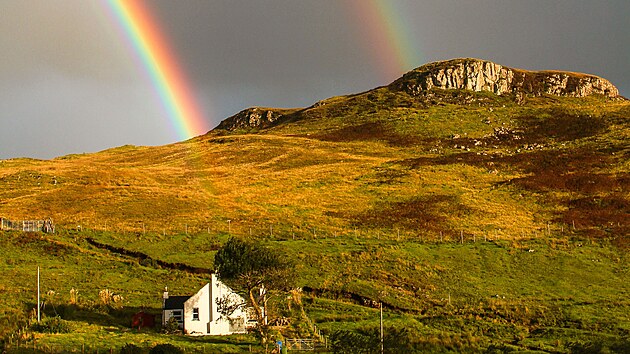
380,302,383,354
37,266,41,322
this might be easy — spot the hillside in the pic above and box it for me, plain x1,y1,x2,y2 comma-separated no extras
2,59,627,241
0,58,628,352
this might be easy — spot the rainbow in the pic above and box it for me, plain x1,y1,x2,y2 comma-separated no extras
106,0,207,140
347,0,422,81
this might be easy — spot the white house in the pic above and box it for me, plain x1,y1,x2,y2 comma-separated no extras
162,274,252,335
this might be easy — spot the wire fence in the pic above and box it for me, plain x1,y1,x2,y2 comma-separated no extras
44,216,601,247
285,338,317,351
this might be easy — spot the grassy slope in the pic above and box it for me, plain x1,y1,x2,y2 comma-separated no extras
0,85,628,352
0,230,259,352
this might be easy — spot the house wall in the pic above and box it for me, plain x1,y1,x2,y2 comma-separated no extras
183,284,211,335
179,275,249,336
207,274,248,335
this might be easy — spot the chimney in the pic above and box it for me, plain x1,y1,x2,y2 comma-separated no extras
162,286,169,309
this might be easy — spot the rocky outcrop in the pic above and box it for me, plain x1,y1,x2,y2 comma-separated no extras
214,59,622,132
391,58,620,99
215,107,297,131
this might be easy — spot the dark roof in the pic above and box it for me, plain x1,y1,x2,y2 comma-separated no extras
163,296,190,310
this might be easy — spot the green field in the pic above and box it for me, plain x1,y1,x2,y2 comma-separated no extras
1,227,628,353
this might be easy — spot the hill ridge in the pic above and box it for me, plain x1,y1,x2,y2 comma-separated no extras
215,58,622,131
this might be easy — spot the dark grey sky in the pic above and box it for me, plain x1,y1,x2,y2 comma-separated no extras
1,0,628,159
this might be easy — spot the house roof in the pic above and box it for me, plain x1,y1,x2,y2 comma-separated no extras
163,295,191,310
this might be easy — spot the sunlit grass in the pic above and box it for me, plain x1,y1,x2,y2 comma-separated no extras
0,88,628,351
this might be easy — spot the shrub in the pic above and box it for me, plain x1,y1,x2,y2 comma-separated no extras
161,317,180,334
329,329,376,353
140,257,158,268
98,288,124,309
69,288,79,305
30,316,72,334
149,343,183,354
120,343,147,354
568,338,630,354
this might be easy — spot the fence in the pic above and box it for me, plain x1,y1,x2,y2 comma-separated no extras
283,308,328,351
286,338,317,351
0,217,55,233
47,213,595,245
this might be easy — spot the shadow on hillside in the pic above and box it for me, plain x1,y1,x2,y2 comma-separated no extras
312,121,431,147
398,143,629,243
10,232,74,258
23,302,161,330
17,304,256,351
350,194,473,232
515,109,608,142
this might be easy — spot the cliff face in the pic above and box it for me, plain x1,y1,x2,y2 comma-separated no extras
215,107,298,131
391,58,620,98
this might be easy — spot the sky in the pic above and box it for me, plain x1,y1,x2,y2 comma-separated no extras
1,0,628,160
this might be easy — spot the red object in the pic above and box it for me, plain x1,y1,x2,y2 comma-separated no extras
131,311,155,330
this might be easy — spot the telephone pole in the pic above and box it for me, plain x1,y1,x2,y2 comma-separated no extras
380,302,383,354
37,266,41,322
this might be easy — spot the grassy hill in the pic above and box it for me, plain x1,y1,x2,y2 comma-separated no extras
0,60,628,352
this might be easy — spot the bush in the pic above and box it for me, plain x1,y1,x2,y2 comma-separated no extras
330,329,376,353
120,343,147,354
149,343,183,354
30,316,72,334
568,337,630,354
161,317,180,334
140,257,158,268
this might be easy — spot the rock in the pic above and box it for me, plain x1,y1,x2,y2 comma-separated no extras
215,107,292,131
391,58,620,99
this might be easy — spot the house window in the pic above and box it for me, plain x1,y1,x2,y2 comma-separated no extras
192,308,199,321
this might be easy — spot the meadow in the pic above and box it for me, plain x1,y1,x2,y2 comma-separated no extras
1,227,628,353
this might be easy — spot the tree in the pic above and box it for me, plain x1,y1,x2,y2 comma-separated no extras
214,237,293,347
